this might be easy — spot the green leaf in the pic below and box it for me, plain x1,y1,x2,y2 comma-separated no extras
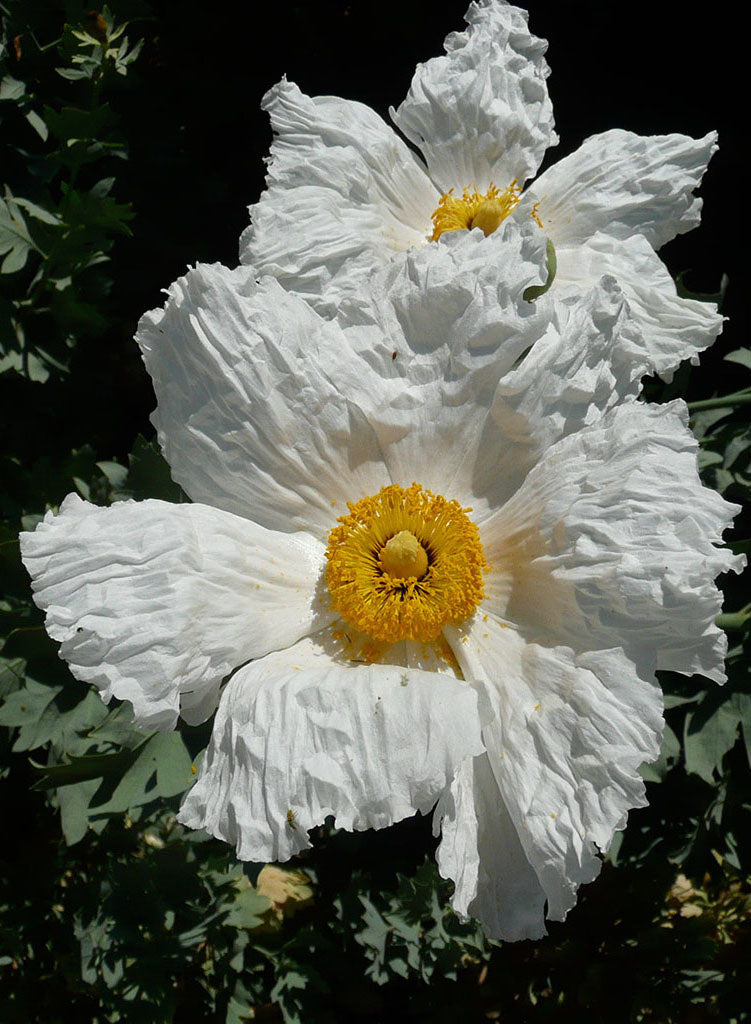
89,732,196,816
12,196,61,226
0,655,26,699
56,776,103,844
30,746,144,789
724,348,751,371
24,108,49,141
640,723,681,783
0,677,63,749
153,732,196,797
117,436,184,502
223,884,271,930
0,75,25,101
60,180,133,234
0,192,41,273
96,459,129,490
684,690,751,784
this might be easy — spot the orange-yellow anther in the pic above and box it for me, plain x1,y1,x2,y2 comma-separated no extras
326,483,487,644
430,181,521,241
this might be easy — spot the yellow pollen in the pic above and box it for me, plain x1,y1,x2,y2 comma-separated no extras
325,483,487,644
430,181,521,241
379,530,428,580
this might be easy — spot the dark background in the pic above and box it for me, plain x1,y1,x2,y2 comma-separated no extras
13,0,745,466
130,0,739,296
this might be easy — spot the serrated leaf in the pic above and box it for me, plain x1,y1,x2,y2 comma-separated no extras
31,745,144,789
223,885,271,930
0,193,41,273
87,702,151,749
0,677,63,749
641,723,681,782
90,732,195,816
118,436,184,502
0,663,112,754
12,197,61,226
0,656,26,699
57,775,103,844
684,690,751,784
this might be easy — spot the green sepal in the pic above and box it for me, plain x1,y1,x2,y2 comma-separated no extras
523,238,557,302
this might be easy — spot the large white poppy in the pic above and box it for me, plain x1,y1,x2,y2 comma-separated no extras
240,0,722,377
21,223,741,940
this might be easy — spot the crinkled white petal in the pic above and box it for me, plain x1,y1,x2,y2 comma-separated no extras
446,616,663,921
178,633,485,861
488,275,648,504
391,0,557,192
137,263,390,538
522,129,717,250
20,495,333,730
339,220,548,372
336,221,549,520
434,753,547,941
551,232,724,379
481,401,744,680
239,78,438,315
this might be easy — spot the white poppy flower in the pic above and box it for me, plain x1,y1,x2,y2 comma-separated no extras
21,222,741,940
240,0,722,377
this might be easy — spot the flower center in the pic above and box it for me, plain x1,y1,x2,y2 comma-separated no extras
325,483,487,644
379,530,428,579
430,181,521,241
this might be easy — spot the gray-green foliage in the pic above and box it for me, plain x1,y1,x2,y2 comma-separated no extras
0,4,137,380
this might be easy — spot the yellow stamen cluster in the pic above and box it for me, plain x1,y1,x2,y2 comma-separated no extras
430,181,521,241
325,483,487,644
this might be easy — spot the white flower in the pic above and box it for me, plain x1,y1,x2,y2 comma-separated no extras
241,0,722,378
21,222,742,940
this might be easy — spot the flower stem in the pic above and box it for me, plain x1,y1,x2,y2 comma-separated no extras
716,604,751,631
688,389,751,412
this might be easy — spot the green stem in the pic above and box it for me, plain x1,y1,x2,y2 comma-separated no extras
688,389,751,412
716,605,751,631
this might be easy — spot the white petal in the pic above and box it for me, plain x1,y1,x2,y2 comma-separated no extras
178,633,484,861
392,0,557,192
523,129,717,249
337,221,549,519
434,754,547,941
553,232,724,379
481,401,744,681
488,276,648,505
239,79,438,314
20,495,333,730
446,616,663,921
340,220,548,371
137,263,390,538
